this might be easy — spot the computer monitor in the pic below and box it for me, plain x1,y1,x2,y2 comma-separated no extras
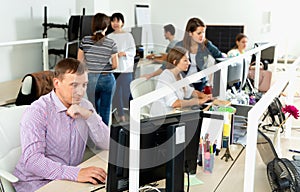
131,26,143,47
213,57,250,96
206,25,244,53
65,40,79,59
107,110,203,191
227,58,250,89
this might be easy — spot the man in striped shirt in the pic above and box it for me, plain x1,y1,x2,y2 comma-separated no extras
13,58,110,192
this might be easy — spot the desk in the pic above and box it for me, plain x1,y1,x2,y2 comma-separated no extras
136,59,162,78
0,78,22,106
36,151,108,192
37,145,245,192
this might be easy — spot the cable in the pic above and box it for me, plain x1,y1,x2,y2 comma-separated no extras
139,185,161,192
186,171,190,192
185,162,190,192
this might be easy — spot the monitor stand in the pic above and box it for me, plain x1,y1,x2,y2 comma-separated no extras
140,123,186,192
166,123,185,192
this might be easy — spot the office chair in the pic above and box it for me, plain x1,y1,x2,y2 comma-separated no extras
130,77,157,118
0,105,28,192
15,71,54,106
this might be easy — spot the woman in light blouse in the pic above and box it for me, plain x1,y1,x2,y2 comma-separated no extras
150,46,212,116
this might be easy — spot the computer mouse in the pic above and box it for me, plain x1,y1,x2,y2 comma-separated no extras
93,177,105,185
87,177,105,185
191,105,202,110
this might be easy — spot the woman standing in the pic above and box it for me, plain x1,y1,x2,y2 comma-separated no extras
142,18,223,92
108,12,136,122
176,17,223,91
78,13,118,125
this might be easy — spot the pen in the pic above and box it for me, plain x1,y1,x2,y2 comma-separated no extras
90,185,105,192
289,149,300,153
213,144,216,153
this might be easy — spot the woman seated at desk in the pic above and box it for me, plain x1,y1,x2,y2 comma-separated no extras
150,46,212,116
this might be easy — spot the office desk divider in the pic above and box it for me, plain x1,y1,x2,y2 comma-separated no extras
130,43,277,192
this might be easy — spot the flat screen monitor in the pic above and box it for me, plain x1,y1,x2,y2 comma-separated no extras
206,25,244,53
65,40,79,59
106,110,203,191
213,57,250,96
131,26,142,47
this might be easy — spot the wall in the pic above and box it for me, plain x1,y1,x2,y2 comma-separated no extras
1,0,299,82
98,0,151,30
150,0,300,59
0,0,77,82
0,0,151,82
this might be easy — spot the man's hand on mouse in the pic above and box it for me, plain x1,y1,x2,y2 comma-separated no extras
77,166,106,185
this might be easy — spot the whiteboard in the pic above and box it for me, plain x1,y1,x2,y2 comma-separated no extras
135,4,153,51
135,4,151,25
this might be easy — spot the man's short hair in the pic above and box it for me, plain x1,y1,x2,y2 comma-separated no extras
54,58,87,80
164,24,175,35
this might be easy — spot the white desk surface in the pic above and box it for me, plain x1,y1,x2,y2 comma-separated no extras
35,132,300,192
0,78,22,106
36,151,108,192
37,145,245,192
136,59,162,77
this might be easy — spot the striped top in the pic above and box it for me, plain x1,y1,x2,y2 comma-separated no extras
13,90,110,192
79,36,118,72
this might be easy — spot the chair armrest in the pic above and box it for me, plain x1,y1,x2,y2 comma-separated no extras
0,169,18,183
21,76,32,95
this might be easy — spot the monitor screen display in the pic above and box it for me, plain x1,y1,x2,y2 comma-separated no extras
206,25,244,54
131,26,142,47
106,110,203,191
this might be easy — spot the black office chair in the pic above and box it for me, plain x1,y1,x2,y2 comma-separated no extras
65,15,93,59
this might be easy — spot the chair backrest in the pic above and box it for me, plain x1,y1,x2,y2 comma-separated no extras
0,105,28,192
15,71,54,106
79,15,93,40
130,77,157,117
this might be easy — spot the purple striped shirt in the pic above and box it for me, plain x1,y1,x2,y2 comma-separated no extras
13,91,110,192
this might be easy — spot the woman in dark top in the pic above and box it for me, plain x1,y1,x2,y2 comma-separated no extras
175,17,223,91
142,18,223,92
